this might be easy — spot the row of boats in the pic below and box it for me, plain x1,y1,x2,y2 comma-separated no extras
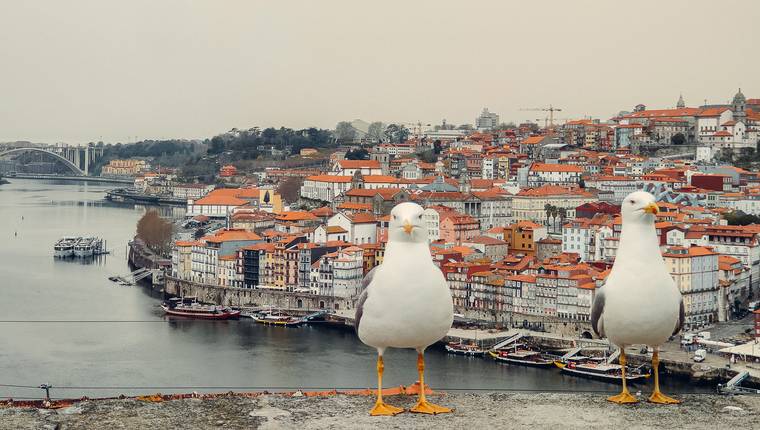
445,341,650,384
53,236,106,258
159,298,324,326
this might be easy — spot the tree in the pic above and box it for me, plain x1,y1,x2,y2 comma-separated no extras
384,124,410,143
670,133,686,145
367,122,384,142
418,149,437,163
724,210,760,226
457,124,474,131
345,148,369,160
335,122,356,142
499,122,517,129
277,176,303,204
136,210,173,256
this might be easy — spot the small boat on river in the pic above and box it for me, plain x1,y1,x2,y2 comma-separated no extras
445,341,485,357
488,348,556,367
554,357,650,383
250,310,303,326
161,297,241,320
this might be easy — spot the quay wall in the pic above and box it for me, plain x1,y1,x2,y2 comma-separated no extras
165,276,352,312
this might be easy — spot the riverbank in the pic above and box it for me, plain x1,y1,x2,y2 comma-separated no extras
1,392,757,429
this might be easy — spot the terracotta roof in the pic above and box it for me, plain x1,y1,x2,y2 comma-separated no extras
530,163,583,173
464,235,508,245
310,206,334,217
202,229,262,243
348,212,377,223
305,175,353,183
337,159,381,169
522,136,546,145
516,185,593,197
326,226,348,234
622,108,701,119
275,211,318,222
663,246,717,258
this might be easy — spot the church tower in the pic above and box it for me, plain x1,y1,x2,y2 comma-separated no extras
676,93,685,109
732,88,747,121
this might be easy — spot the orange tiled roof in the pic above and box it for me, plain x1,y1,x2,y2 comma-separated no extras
530,163,583,173
337,159,381,169
202,229,262,243
305,175,353,183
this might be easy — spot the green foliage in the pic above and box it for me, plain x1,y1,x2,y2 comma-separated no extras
335,122,356,142
367,122,384,142
345,148,369,160
724,211,760,226
384,124,409,143
418,149,437,163
208,127,333,158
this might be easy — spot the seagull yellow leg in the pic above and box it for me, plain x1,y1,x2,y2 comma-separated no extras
370,355,403,416
648,349,681,404
410,352,452,415
607,349,638,404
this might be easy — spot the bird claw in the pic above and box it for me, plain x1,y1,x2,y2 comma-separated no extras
607,391,638,404
370,401,404,416
648,391,680,404
410,400,452,414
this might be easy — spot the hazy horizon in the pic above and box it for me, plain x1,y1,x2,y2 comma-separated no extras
1,0,758,144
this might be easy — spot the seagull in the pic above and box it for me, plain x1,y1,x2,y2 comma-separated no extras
591,191,684,404
355,202,454,415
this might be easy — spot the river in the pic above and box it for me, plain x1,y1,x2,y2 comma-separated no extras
0,179,709,400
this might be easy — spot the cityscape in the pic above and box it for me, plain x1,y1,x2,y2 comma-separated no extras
2,1,760,428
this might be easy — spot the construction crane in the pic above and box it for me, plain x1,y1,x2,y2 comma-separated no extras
535,117,571,129
520,105,564,128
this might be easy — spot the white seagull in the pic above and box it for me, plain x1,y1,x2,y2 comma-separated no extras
591,191,684,404
355,202,454,415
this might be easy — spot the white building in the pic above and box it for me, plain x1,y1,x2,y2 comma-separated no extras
527,163,583,187
300,175,353,202
330,159,383,176
562,216,614,262
326,211,377,245
663,246,719,328
475,108,499,130
422,207,440,242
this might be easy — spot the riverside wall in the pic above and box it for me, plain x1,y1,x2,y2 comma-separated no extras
165,276,353,312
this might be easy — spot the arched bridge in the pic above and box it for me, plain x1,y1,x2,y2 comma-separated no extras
0,147,85,175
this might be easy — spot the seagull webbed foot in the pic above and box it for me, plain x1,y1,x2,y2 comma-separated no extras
648,391,681,404
370,400,404,416
607,391,638,404
410,399,452,415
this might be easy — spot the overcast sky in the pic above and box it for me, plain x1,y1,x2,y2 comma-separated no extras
1,0,757,143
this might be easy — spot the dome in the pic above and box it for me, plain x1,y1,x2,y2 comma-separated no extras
733,88,746,105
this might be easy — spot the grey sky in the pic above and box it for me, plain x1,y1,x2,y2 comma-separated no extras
1,0,757,143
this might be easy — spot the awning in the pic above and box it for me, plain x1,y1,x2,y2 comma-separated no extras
719,341,760,359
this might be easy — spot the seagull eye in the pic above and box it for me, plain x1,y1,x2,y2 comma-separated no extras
629,200,635,204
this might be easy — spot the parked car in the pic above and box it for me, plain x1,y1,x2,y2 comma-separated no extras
693,349,707,362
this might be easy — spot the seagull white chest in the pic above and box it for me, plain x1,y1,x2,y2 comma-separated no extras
358,256,453,351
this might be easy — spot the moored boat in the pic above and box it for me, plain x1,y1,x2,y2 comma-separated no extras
161,297,241,320
250,310,303,326
74,237,96,257
54,236,79,258
554,357,650,383
488,349,556,367
445,341,485,357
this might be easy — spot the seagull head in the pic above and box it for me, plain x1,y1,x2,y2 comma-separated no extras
389,202,428,243
621,191,659,224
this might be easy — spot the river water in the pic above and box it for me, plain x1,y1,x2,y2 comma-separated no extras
0,179,709,400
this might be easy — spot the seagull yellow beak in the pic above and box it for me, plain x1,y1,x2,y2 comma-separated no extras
403,220,414,235
643,202,660,215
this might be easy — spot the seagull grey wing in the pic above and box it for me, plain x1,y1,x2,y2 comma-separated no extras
672,297,685,336
354,266,379,333
590,288,605,338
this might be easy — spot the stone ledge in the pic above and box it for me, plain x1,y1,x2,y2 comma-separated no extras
1,392,758,429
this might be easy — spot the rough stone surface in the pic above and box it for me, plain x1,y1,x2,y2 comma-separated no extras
1,393,758,429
